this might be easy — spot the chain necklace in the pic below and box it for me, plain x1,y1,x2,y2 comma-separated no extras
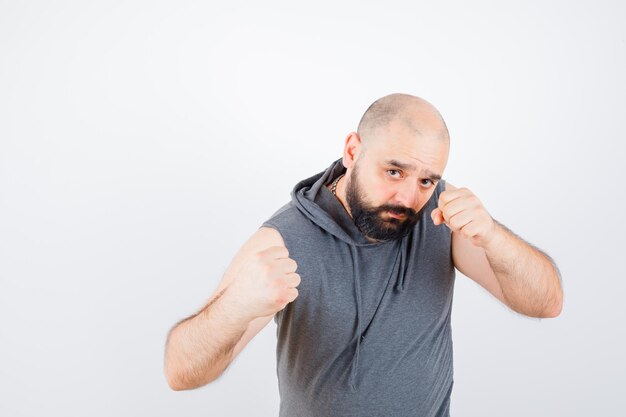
331,173,345,196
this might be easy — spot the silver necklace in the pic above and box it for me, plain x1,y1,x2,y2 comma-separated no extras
331,174,344,196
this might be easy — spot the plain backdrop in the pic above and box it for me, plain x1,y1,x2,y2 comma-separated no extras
1,1,625,416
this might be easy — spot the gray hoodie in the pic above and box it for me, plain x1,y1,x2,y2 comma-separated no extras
261,157,456,417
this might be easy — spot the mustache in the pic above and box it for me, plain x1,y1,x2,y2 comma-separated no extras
375,204,418,218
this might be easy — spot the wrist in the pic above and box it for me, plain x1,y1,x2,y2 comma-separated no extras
482,219,506,252
219,286,257,324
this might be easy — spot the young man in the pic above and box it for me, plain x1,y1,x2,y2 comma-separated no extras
164,93,563,417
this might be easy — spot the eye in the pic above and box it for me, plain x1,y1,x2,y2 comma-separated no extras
387,169,402,178
421,179,434,186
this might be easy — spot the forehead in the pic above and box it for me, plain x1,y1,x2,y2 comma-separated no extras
366,120,448,175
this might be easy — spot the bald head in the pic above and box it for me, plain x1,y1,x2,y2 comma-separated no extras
357,93,450,151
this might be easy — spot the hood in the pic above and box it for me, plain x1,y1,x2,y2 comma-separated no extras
290,157,414,391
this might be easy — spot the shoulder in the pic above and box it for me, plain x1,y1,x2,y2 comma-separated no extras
259,201,303,248
261,199,316,234
263,200,299,225
228,226,287,273
236,202,299,259
253,225,286,248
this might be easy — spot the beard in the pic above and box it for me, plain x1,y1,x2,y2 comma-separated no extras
345,163,423,241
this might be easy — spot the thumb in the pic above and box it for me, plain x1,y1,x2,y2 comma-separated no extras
431,208,444,225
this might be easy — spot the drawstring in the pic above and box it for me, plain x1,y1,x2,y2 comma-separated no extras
349,245,362,391
395,235,410,292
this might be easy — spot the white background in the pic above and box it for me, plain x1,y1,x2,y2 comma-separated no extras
1,1,625,416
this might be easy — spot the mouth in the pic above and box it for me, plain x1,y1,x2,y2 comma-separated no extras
387,210,407,219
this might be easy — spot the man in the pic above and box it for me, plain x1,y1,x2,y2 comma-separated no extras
163,93,563,417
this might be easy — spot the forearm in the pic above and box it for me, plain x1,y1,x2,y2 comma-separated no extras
484,220,563,318
164,287,252,390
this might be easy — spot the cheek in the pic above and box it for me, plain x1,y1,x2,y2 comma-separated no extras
373,184,396,206
419,189,437,208
361,173,390,202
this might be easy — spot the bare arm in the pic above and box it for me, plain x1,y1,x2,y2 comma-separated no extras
436,182,563,318
164,287,253,390
483,219,563,317
163,226,296,391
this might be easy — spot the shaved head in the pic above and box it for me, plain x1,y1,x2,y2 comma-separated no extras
356,93,450,152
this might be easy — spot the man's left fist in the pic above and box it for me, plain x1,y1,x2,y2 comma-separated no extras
430,183,497,248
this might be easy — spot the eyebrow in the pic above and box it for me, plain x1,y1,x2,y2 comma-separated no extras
384,159,442,181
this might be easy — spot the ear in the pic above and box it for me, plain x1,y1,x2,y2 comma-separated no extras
342,132,362,169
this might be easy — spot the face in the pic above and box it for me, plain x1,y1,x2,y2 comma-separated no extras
344,119,448,241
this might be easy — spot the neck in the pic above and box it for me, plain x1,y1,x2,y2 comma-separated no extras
329,174,351,217
329,174,381,244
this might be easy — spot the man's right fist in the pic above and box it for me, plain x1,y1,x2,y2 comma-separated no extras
227,246,300,320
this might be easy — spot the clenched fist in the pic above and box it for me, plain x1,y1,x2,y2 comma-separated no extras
227,246,301,320
431,183,497,248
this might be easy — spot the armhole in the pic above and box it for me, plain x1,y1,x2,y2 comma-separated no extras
259,222,288,253
259,221,287,326
436,179,453,236
429,179,446,209
438,179,447,196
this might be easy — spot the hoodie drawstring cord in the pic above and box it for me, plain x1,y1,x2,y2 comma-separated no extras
349,245,362,391
395,235,410,292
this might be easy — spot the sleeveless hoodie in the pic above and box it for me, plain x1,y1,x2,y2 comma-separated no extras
260,157,456,417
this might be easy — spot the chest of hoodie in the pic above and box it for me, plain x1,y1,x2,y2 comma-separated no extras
278,227,455,354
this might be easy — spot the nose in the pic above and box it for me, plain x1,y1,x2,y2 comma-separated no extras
393,180,420,210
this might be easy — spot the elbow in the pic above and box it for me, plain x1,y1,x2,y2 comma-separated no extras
164,358,194,391
165,364,188,391
536,269,563,318
165,371,200,392
165,366,202,391
544,301,563,318
164,348,187,391
512,294,563,319
164,363,223,391
167,377,186,392
541,293,563,318
544,265,564,318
